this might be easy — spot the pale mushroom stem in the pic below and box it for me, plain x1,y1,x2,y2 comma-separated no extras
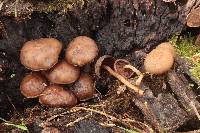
124,65,144,86
103,65,144,96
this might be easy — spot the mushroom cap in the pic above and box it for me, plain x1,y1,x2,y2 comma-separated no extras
46,60,80,84
65,36,98,66
39,85,77,107
20,72,47,98
114,59,133,78
20,38,62,71
156,42,175,57
72,73,96,101
144,48,174,75
187,7,200,27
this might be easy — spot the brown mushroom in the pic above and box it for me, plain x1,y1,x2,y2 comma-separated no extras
46,60,80,84
39,85,77,107
20,38,62,71
65,36,98,66
156,42,175,57
144,48,174,75
20,72,47,98
95,55,144,96
72,73,96,101
186,7,200,27
114,59,134,78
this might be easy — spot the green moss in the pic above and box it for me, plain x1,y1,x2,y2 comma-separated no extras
34,0,86,13
169,33,200,81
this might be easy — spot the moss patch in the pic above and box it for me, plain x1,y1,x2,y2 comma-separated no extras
169,33,200,81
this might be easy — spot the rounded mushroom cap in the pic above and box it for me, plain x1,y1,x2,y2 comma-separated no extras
187,7,200,27
156,42,175,57
39,85,77,107
144,48,174,75
72,73,96,101
47,60,80,84
20,72,47,98
20,38,62,71
65,36,98,66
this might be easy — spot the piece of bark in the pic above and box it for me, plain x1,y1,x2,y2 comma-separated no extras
195,34,200,46
175,56,200,86
167,70,200,117
133,91,188,132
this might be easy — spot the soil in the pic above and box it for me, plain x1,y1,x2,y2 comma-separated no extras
0,0,200,133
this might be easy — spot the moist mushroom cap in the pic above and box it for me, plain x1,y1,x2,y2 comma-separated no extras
20,72,47,98
187,7,200,27
46,60,80,84
20,38,62,71
156,42,175,57
65,36,98,66
144,48,174,75
39,85,77,107
72,73,96,101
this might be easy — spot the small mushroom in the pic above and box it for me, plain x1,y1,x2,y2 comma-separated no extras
65,36,98,66
39,85,77,107
186,7,200,27
72,73,96,101
95,55,144,96
20,72,47,98
46,60,80,84
156,42,175,57
114,59,134,78
20,38,62,71
144,47,174,75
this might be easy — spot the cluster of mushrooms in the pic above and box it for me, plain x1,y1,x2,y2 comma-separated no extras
20,36,98,107
20,35,175,107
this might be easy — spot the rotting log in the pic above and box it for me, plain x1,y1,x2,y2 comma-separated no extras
0,0,200,132
132,85,189,132
168,70,200,118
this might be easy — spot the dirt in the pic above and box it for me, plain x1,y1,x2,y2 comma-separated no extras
0,0,200,132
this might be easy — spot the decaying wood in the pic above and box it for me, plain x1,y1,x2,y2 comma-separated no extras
167,71,200,118
132,88,188,132
175,56,200,86
195,34,200,46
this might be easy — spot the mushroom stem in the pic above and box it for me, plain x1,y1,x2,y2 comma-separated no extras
103,65,144,96
124,65,142,75
124,65,144,86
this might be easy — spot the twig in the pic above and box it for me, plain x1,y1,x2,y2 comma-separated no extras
189,101,200,120
66,114,91,127
71,106,118,121
71,106,154,132
103,65,144,96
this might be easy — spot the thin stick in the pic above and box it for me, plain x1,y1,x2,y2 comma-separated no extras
189,101,200,120
71,106,118,121
103,65,144,96
66,114,91,127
